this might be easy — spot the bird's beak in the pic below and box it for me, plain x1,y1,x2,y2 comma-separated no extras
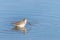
28,22,32,26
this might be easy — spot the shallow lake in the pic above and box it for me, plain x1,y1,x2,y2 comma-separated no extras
0,0,60,40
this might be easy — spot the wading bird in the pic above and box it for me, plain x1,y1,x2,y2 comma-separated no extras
12,18,31,34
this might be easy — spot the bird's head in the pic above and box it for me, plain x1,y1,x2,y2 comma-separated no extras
23,18,28,23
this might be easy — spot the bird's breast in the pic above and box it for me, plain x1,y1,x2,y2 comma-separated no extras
16,23,26,28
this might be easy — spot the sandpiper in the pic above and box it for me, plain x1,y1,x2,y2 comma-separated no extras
12,18,31,34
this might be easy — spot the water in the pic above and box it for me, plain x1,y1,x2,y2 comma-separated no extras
0,0,60,40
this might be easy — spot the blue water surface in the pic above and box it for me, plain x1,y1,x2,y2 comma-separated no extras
0,0,60,40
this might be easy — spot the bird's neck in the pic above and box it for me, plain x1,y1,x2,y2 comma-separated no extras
24,20,27,24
